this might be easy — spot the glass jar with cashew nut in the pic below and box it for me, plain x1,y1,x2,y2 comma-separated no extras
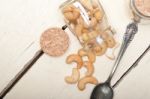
60,0,119,91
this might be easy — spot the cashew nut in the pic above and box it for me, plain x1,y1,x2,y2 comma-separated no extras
88,31,99,39
84,61,94,76
93,42,107,56
105,36,116,48
63,5,73,13
82,28,89,33
105,42,120,60
78,49,96,63
91,0,98,8
73,8,80,19
87,50,96,63
90,17,97,27
65,68,80,84
82,33,90,42
80,0,93,11
77,16,89,29
75,24,84,37
92,45,102,56
63,6,80,22
77,76,98,91
64,12,75,21
101,32,110,40
94,9,103,21
66,54,83,69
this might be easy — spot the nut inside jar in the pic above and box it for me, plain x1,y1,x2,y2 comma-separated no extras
60,0,110,48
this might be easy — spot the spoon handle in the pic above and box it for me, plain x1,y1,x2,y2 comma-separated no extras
0,49,43,99
106,22,138,83
112,45,150,88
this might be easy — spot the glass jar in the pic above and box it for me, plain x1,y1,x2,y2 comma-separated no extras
130,0,150,24
59,0,116,52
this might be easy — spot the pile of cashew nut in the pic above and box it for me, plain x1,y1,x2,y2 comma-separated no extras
65,50,98,91
62,0,119,91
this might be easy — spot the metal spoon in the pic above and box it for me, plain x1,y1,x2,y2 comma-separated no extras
112,44,150,88
90,22,138,99
91,44,150,99
90,0,150,98
0,25,68,99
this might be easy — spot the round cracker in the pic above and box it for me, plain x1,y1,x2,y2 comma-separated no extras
40,27,69,56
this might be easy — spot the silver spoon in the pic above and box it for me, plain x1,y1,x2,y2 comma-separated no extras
90,0,150,98
91,44,150,99
90,21,138,99
112,44,150,88
0,25,68,99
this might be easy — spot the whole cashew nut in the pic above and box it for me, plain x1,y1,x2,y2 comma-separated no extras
84,61,94,76
66,54,83,69
105,36,116,48
93,42,107,56
89,17,97,28
63,6,80,22
63,5,73,13
77,76,98,91
80,0,93,11
75,24,84,37
92,45,102,56
78,49,96,63
77,16,89,29
65,68,80,84
94,9,103,21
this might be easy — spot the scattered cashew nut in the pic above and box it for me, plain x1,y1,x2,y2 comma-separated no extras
78,49,96,63
84,61,94,76
65,68,80,84
77,76,98,91
66,54,83,69
93,42,108,56
105,36,116,48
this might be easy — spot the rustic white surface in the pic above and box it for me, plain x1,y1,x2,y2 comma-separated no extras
0,0,150,99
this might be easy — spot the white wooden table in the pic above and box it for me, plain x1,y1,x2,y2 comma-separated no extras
0,0,150,99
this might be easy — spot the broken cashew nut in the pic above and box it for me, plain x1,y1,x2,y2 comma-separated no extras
77,76,98,91
66,54,83,69
84,61,94,76
65,68,80,84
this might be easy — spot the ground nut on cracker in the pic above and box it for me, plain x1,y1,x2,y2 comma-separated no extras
40,28,69,57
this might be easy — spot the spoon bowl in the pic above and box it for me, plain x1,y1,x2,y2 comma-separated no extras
91,83,113,99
